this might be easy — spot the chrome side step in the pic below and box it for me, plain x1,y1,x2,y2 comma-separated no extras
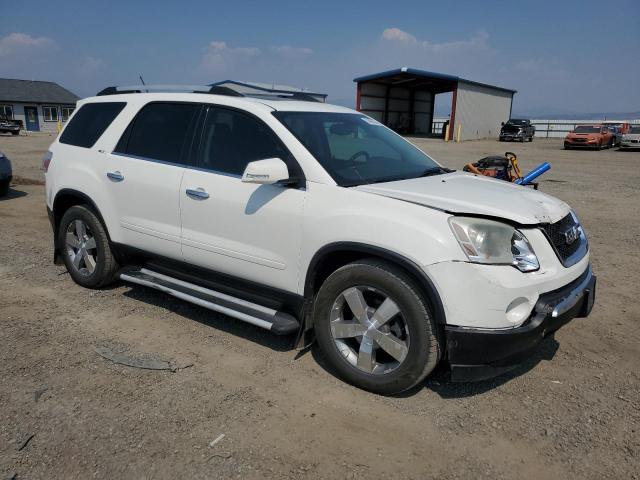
120,268,299,335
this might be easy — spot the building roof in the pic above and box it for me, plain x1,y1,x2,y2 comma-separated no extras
0,78,80,104
210,80,327,99
353,67,517,95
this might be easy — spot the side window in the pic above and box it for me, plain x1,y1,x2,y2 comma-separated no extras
199,107,291,176
59,102,126,148
119,102,199,164
43,106,59,122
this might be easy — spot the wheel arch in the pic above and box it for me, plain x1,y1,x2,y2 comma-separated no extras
51,189,112,262
303,242,446,327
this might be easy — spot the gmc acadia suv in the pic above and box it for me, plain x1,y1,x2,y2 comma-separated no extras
44,85,596,394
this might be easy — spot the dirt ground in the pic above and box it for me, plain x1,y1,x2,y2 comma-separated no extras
1,132,639,479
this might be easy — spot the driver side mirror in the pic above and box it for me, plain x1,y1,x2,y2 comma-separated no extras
241,158,291,185
501,122,505,126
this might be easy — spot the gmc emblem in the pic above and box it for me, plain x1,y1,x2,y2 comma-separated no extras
563,225,580,245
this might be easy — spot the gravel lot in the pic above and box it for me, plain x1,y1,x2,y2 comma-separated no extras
1,132,639,479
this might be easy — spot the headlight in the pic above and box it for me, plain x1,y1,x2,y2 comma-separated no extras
449,217,539,272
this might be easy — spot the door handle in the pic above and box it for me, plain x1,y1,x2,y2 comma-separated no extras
185,187,210,200
107,171,124,182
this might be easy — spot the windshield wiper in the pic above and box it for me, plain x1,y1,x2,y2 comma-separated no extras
417,166,452,178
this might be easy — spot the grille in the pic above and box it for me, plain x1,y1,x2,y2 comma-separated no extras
540,213,582,263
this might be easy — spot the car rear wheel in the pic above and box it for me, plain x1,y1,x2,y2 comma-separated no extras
313,259,441,394
58,205,119,289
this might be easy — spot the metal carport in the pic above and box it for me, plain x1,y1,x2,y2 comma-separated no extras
354,67,516,141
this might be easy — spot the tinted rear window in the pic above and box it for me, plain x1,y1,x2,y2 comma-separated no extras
59,102,126,148
118,102,199,164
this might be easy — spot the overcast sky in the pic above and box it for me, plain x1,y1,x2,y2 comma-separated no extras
1,0,638,115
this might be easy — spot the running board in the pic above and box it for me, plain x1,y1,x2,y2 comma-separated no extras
119,268,299,335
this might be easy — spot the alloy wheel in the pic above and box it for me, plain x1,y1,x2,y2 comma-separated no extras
330,286,410,375
65,219,98,276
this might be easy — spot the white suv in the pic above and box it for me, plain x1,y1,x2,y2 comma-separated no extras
44,85,595,394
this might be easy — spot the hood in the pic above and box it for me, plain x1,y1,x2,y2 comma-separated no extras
567,132,600,138
501,124,523,132
353,172,570,225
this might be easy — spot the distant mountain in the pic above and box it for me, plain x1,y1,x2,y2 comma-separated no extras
512,111,640,121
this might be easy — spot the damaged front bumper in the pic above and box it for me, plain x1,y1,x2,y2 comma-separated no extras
445,264,596,382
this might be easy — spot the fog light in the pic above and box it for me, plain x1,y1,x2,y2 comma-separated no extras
505,297,533,325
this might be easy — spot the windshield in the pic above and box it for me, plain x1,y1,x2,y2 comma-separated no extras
574,126,600,133
629,126,640,134
506,119,526,125
273,112,441,186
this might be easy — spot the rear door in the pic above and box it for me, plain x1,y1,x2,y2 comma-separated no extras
180,105,305,292
106,101,200,259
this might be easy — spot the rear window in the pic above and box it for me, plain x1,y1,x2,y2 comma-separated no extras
59,102,126,148
116,102,199,164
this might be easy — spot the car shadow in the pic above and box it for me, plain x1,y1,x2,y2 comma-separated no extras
120,284,295,352
309,332,560,398
0,188,27,201
245,184,286,215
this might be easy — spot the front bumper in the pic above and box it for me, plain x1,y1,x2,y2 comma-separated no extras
499,133,524,141
445,264,596,382
565,140,598,148
620,142,640,149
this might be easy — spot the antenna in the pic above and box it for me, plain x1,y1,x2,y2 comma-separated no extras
139,75,146,86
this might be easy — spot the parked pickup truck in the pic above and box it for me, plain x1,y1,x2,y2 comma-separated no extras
499,119,535,142
0,114,22,135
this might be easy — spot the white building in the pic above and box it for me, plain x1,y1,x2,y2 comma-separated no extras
0,78,79,133
354,67,516,141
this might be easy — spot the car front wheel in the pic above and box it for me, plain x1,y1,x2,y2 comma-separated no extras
313,259,441,394
58,205,119,289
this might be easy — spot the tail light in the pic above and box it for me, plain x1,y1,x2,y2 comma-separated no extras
42,150,53,172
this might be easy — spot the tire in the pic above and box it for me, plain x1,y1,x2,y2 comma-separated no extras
313,259,441,395
520,136,525,143
11,131,19,136
0,180,9,197
528,135,533,142
58,205,119,289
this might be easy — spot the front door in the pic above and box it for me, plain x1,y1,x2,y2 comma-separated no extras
180,106,305,293
24,106,39,131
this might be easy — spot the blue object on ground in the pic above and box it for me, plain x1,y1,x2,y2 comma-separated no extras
515,162,551,185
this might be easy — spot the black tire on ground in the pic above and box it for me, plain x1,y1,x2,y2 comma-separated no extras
0,180,9,197
313,258,441,395
11,131,19,136
520,136,525,142
528,136,534,142
58,205,119,289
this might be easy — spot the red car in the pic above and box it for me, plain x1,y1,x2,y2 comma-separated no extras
564,124,614,150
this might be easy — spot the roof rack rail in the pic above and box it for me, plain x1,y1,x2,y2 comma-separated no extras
243,92,320,103
95,84,320,102
96,84,245,97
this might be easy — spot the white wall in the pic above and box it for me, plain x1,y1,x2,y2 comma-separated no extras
454,81,513,141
